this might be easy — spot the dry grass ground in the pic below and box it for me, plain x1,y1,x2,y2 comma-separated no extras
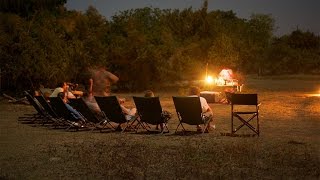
0,75,319,179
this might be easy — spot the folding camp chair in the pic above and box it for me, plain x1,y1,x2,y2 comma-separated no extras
230,93,260,136
19,91,50,125
49,97,86,131
35,95,68,128
68,98,100,127
94,96,136,132
172,96,211,134
133,96,171,133
35,95,58,119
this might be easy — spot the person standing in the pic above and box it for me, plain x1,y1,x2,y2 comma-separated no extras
88,66,119,97
84,65,119,113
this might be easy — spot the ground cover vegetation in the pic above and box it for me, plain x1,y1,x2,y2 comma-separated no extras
0,0,319,93
0,76,319,179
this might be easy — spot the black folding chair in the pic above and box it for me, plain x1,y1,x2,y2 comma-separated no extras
35,95,58,119
133,96,171,133
68,98,100,128
49,97,85,131
172,96,211,134
230,93,260,136
19,91,50,125
34,95,68,127
95,96,136,132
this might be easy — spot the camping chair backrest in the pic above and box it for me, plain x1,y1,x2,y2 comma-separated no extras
49,97,75,120
35,95,58,118
69,98,100,123
230,94,258,105
94,96,128,124
133,96,163,125
172,96,203,125
24,91,45,115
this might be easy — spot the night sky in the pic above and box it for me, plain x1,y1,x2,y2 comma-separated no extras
66,0,320,36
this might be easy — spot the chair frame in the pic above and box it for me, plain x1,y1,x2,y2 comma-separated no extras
49,97,85,131
230,93,260,136
94,96,136,132
68,98,101,123
133,96,170,134
35,95,58,118
19,91,52,125
34,95,68,128
172,96,210,134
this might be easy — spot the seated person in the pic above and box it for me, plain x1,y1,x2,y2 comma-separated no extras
144,90,171,132
105,98,137,131
82,92,102,115
119,98,137,121
50,82,76,99
188,86,215,132
33,90,44,109
57,92,84,126
67,83,84,98
43,91,51,102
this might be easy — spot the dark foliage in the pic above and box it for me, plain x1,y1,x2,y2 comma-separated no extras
0,1,319,92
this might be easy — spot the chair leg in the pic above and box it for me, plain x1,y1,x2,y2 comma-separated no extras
257,113,260,136
93,119,114,132
231,113,234,135
160,123,169,134
174,122,183,134
233,113,259,135
134,120,149,133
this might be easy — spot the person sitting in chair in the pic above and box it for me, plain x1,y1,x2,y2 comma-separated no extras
118,97,137,121
50,82,76,100
57,92,84,126
144,90,171,132
188,86,215,132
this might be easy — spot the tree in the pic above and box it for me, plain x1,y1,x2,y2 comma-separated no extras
287,29,320,50
0,0,67,17
247,14,275,75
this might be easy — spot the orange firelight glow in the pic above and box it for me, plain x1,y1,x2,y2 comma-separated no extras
305,88,320,97
205,76,214,84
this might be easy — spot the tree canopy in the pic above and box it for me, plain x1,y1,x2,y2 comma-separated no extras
0,1,319,92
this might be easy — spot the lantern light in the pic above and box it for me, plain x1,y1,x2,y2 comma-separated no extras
205,75,214,84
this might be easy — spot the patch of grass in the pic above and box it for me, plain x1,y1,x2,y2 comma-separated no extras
0,76,320,179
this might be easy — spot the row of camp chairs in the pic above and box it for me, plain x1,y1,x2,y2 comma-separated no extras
19,91,90,130
76,96,172,133
20,91,171,133
20,91,260,135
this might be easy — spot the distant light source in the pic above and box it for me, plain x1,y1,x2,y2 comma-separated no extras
205,75,214,84
305,88,320,97
219,69,233,80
